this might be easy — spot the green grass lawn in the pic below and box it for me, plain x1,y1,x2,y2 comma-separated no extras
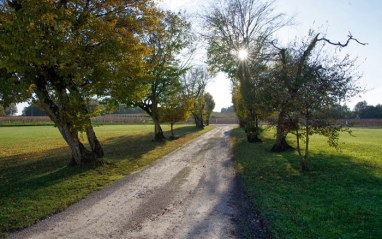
0,124,212,237
232,127,382,239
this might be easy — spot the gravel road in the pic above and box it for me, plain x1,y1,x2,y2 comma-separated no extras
10,126,269,239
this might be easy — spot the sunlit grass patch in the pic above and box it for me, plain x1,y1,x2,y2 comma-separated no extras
232,127,382,238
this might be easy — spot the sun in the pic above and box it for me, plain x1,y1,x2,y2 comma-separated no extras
238,49,248,61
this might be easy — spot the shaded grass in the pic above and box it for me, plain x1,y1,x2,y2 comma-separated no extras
231,128,382,239
0,124,213,237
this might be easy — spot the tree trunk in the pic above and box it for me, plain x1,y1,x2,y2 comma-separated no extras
153,118,165,141
139,100,166,141
193,114,204,128
272,133,293,151
37,87,99,166
272,109,293,152
198,104,205,128
295,127,308,171
169,122,179,140
301,157,309,172
170,123,174,137
238,116,246,128
302,115,310,171
246,131,262,143
57,124,97,166
245,110,262,143
86,120,104,158
151,101,165,141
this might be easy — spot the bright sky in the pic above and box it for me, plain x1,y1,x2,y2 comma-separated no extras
159,0,382,112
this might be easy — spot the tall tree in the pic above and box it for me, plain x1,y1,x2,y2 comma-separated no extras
202,0,291,142
353,101,368,118
192,92,216,128
376,105,382,119
192,94,206,128
280,32,364,171
122,10,192,141
181,67,213,128
203,92,215,126
267,46,299,151
269,31,366,152
0,0,158,165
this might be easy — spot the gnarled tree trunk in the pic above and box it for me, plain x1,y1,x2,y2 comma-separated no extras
138,100,166,141
152,101,165,141
153,117,165,141
58,126,97,166
37,84,100,166
86,121,104,158
272,110,293,152
245,110,262,143
193,114,204,128
51,114,97,166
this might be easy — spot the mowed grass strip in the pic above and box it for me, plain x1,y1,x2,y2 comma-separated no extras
0,124,213,237
231,128,382,239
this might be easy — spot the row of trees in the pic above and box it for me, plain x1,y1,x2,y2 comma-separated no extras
353,101,382,119
324,101,382,119
0,0,214,166
220,106,235,113
202,0,365,171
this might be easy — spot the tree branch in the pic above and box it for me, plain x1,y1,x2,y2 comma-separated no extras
318,32,368,47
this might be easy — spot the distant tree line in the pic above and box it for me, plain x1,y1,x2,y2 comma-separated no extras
22,105,46,116
330,101,382,119
352,101,382,119
112,106,145,115
220,106,235,113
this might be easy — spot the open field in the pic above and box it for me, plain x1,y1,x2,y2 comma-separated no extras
0,113,241,126
0,124,213,237
231,128,382,238
2,115,382,127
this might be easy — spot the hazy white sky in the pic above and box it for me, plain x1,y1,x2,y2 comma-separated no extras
159,0,382,112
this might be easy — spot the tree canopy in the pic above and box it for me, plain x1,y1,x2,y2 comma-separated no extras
0,0,159,165
203,0,365,171
203,0,291,142
116,10,193,141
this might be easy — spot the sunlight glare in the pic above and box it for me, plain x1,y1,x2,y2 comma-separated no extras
238,49,248,61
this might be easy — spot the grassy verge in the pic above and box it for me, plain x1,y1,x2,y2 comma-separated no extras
231,127,382,239
0,124,213,237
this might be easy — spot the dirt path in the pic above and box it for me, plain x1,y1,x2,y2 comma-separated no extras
10,126,268,239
